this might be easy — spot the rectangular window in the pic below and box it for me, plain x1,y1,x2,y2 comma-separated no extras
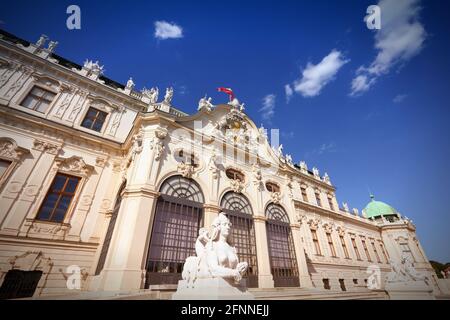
311,229,321,255
301,187,308,202
339,279,346,291
81,107,108,132
0,159,12,179
379,241,389,262
361,239,372,262
371,242,381,263
351,238,361,260
315,192,322,207
340,235,350,258
327,197,334,211
36,173,80,223
21,86,56,113
326,232,337,257
400,243,415,262
322,278,330,290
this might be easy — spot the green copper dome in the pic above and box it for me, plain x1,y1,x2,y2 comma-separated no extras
363,195,398,219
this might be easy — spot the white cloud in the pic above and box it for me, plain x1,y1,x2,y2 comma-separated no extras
154,21,183,40
305,142,338,158
393,94,408,103
284,84,294,103
350,0,427,96
293,50,349,97
260,94,276,121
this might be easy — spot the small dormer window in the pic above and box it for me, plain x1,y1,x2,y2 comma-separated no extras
265,182,280,193
81,107,107,132
226,168,244,182
176,150,199,168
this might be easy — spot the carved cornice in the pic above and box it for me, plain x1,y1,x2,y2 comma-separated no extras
0,137,30,161
55,155,94,176
32,139,61,155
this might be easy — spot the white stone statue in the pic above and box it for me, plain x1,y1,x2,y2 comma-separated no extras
299,161,308,172
258,125,267,140
323,172,331,184
386,258,408,283
36,34,48,47
312,167,320,178
83,60,104,75
173,213,253,300
126,77,135,90
198,95,214,111
144,87,159,104
285,154,293,165
208,150,219,179
163,87,174,104
403,255,429,283
47,41,58,52
273,144,283,158
342,202,349,212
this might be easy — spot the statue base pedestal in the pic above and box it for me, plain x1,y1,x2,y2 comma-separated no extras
172,278,255,300
385,281,435,300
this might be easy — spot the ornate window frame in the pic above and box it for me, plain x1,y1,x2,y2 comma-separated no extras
25,155,94,237
76,97,118,135
14,75,61,117
0,137,30,192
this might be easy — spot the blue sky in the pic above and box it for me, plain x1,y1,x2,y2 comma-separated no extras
1,0,449,262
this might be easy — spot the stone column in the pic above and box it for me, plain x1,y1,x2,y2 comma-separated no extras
96,187,158,291
88,160,123,243
291,223,313,288
203,204,220,230
253,216,274,288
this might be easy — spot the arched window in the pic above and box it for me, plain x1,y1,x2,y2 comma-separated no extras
225,168,245,182
265,182,280,193
145,175,204,286
265,203,299,287
220,192,258,288
95,181,126,275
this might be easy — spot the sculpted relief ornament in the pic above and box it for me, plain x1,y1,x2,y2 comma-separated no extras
177,162,195,179
208,150,219,179
173,213,253,300
384,252,435,299
0,138,29,161
55,156,94,176
150,127,168,161
230,178,244,194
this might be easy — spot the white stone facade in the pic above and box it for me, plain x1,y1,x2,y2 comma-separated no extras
0,31,443,299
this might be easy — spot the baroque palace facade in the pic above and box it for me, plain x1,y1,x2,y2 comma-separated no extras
0,29,443,299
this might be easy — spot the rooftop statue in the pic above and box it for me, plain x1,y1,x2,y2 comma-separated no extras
35,34,48,48
198,95,214,111
173,212,253,300
126,77,135,90
163,87,174,105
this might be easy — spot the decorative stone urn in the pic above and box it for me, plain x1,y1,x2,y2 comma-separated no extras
172,212,254,300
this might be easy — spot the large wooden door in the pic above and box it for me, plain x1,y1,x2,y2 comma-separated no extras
0,270,42,299
265,203,299,287
145,176,204,287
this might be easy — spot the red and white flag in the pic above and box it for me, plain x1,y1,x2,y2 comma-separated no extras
217,87,235,101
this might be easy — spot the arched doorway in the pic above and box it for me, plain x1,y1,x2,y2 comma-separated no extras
95,181,126,275
265,203,299,287
220,192,258,288
145,175,204,286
